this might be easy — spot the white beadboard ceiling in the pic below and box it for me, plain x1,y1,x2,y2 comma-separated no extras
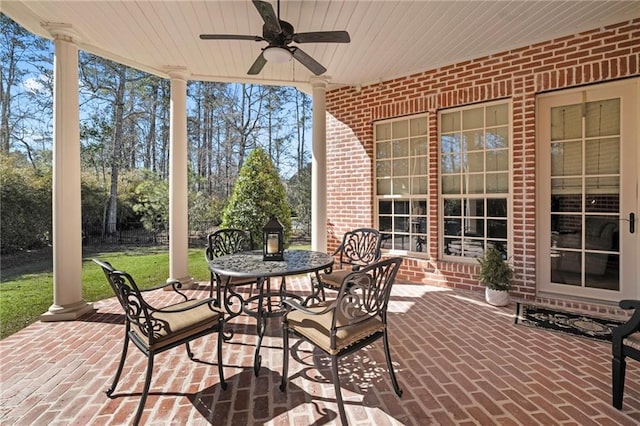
3,1,639,92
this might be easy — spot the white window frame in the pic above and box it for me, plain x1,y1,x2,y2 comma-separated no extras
438,100,512,263
374,113,429,256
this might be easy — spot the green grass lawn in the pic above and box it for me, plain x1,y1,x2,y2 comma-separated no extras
0,247,211,339
0,244,311,340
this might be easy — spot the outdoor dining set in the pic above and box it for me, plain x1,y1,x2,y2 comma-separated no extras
94,225,403,426
91,218,640,426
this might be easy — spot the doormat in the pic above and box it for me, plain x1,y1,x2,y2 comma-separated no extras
514,303,625,343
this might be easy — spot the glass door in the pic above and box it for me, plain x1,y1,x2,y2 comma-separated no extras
537,78,639,302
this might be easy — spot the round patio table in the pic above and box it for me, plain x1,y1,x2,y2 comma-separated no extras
208,249,333,375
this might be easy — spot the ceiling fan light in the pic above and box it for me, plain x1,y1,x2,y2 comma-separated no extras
263,46,293,63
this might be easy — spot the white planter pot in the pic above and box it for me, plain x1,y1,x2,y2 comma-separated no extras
485,287,510,307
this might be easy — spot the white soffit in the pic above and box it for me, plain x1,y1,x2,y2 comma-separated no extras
2,1,639,91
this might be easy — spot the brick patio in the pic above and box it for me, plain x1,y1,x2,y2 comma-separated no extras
1,277,639,425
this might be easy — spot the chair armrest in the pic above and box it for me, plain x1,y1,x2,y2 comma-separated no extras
205,247,213,262
613,299,640,340
153,297,222,314
331,245,343,257
281,298,336,316
620,299,640,310
141,279,189,300
140,279,182,292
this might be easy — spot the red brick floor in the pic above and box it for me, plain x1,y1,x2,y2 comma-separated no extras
1,278,639,425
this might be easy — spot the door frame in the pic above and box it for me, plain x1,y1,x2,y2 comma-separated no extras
535,78,639,302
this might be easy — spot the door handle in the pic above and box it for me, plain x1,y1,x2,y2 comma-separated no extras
622,212,636,234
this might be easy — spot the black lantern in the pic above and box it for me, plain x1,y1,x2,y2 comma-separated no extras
263,216,284,261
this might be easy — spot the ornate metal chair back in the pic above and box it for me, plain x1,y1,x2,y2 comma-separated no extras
93,259,157,345
206,228,253,260
337,228,382,269
332,257,402,336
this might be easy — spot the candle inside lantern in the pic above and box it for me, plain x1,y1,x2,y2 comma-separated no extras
263,216,284,261
267,234,279,254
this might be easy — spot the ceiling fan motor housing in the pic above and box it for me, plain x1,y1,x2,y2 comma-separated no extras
264,20,294,45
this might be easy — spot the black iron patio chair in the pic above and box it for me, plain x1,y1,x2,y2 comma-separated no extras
93,259,227,426
280,257,404,425
314,228,382,300
612,299,640,409
205,228,255,300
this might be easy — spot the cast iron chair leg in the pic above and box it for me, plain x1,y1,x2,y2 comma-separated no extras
280,321,289,391
383,329,403,397
217,324,228,390
612,356,626,409
133,353,155,426
185,342,194,360
106,330,130,397
216,280,222,309
332,356,348,425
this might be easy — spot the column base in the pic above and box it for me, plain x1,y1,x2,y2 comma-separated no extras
164,276,196,290
40,300,95,322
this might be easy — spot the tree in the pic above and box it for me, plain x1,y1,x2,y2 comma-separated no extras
79,53,152,234
1,14,314,254
0,14,52,161
132,171,169,232
221,147,291,246
287,162,311,235
188,81,234,198
293,89,311,175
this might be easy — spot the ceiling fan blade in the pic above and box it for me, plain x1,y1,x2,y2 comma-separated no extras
252,0,282,35
291,48,326,76
247,53,268,75
293,31,350,44
200,34,264,42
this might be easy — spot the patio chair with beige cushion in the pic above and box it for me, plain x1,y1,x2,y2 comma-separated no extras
205,228,255,301
93,259,227,426
612,299,640,409
280,257,403,425
315,228,383,300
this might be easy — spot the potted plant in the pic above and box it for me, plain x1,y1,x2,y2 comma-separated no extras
477,246,513,306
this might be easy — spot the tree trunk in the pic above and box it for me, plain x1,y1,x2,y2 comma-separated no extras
0,47,14,153
106,65,127,234
145,80,158,170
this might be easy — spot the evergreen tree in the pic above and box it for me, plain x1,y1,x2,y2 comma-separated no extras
221,147,291,246
287,162,311,236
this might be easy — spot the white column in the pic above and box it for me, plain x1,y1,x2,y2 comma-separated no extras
41,25,94,321
311,78,328,252
167,68,193,286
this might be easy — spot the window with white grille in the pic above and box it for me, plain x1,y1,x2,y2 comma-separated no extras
374,114,428,254
439,101,511,261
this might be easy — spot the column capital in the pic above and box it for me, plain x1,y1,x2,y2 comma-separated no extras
310,76,330,89
42,22,79,43
165,66,190,81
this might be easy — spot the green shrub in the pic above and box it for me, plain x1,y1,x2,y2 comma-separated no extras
222,147,291,246
0,155,52,252
477,246,513,291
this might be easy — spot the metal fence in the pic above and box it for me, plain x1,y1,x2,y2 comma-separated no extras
82,222,215,247
82,222,310,248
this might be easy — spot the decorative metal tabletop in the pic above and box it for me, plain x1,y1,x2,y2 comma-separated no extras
208,249,333,278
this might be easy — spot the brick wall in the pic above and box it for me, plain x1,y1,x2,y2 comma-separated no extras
324,18,639,308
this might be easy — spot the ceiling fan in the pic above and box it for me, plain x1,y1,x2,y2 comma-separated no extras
199,0,350,76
